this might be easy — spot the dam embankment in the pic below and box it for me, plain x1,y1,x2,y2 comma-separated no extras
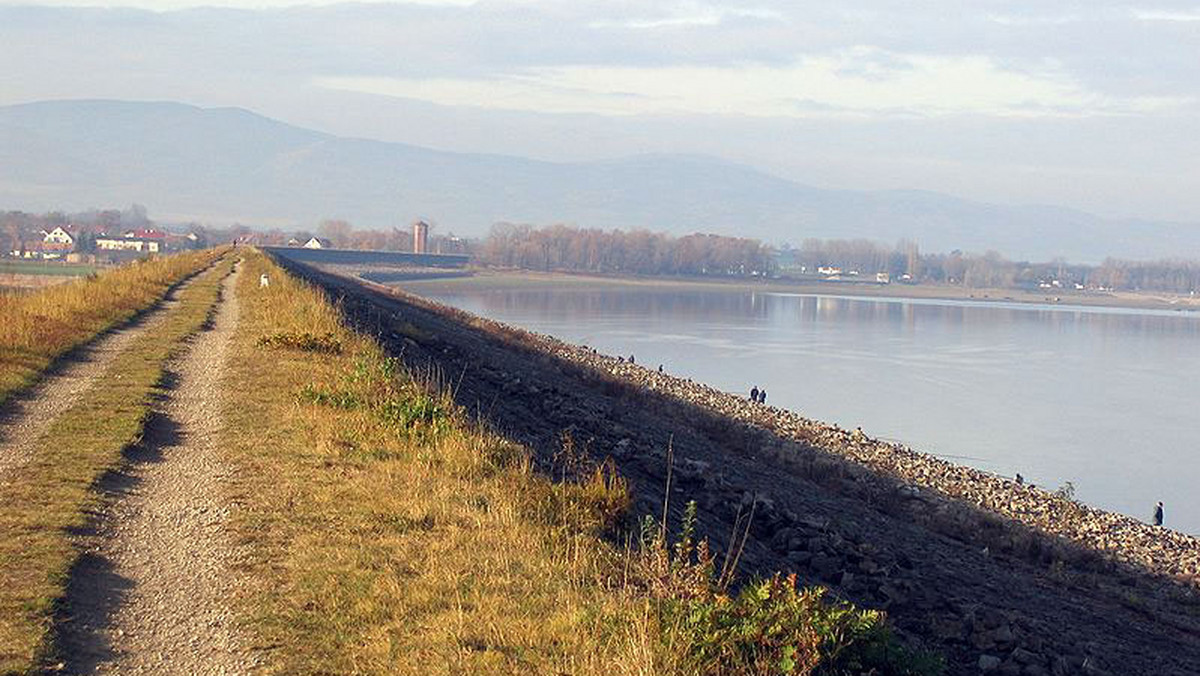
274,255,1200,676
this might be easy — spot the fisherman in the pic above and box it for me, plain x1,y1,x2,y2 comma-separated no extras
1015,473,1024,485
1154,501,1164,527
750,386,759,402
759,389,767,404
629,354,635,364
657,364,663,373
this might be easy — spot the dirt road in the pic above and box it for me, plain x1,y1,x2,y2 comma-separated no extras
54,264,252,675
0,278,197,480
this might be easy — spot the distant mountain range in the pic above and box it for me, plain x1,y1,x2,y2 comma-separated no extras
1,99,1195,262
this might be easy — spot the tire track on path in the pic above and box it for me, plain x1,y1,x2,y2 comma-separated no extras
55,263,252,675
0,273,198,481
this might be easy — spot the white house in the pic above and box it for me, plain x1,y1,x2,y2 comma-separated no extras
42,226,76,247
304,237,334,249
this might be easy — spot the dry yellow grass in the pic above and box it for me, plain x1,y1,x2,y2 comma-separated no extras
0,256,234,674
223,252,937,676
224,251,661,675
0,249,223,405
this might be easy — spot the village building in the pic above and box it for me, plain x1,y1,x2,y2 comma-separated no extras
96,236,162,253
123,227,168,240
303,236,333,249
14,225,81,259
42,226,76,248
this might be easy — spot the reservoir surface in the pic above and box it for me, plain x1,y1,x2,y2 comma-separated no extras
396,275,1200,535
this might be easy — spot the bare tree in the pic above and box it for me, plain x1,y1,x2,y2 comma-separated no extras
317,219,354,247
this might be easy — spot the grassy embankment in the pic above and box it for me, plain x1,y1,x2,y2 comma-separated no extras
0,254,233,674
0,249,224,406
224,250,941,675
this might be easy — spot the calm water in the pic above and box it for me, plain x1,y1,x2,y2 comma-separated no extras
400,279,1200,535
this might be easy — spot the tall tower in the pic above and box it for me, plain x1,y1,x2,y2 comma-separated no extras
412,220,429,254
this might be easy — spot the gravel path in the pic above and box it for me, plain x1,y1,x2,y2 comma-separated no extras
0,282,192,480
55,264,252,675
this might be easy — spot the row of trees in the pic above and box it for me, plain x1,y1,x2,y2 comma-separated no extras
1089,258,1200,294
478,223,776,277
783,237,1200,293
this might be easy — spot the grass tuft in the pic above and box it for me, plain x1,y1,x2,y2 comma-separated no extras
257,330,343,354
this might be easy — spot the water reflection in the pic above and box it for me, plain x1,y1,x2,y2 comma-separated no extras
409,283,1200,535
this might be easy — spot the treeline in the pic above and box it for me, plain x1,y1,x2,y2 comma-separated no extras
784,238,1200,293
479,223,775,276
1090,258,1200,294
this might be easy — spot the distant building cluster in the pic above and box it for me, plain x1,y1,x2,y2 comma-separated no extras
8,224,201,263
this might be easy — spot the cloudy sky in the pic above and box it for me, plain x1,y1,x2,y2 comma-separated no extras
2,0,1198,222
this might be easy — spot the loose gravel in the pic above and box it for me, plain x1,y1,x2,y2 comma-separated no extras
55,264,253,675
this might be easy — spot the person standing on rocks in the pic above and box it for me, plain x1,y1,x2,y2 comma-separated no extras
759,389,767,404
1154,501,1164,526
750,386,759,402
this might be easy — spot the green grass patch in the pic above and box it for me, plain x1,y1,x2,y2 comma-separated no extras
0,261,98,277
634,504,940,675
0,257,233,674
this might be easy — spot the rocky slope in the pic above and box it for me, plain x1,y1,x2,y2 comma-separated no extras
280,256,1200,675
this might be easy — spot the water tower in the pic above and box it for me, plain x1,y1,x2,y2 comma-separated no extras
412,220,430,254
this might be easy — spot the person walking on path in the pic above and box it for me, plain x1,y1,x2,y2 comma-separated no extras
1154,501,1164,527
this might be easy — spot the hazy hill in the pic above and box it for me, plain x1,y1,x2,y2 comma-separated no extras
1,99,1196,262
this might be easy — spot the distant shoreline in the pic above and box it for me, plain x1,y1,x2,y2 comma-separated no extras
396,268,1200,314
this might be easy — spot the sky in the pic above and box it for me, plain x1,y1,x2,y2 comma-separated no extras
1,0,1198,222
